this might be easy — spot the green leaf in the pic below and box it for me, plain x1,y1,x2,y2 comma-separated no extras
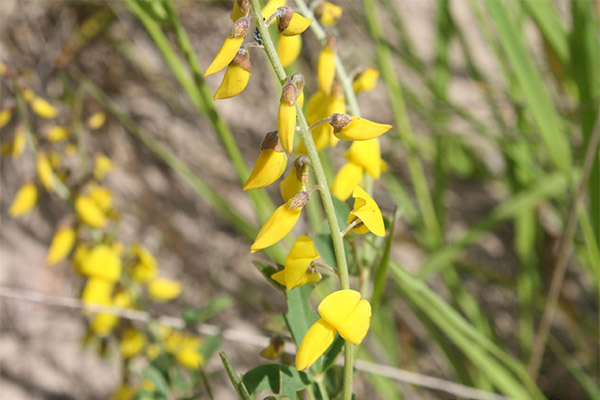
219,352,252,400
319,334,344,372
371,207,398,309
242,364,313,397
200,334,221,362
523,0,569,66
284,285,318,347
320,196,350,233
183,296,234,326
142,365,170,398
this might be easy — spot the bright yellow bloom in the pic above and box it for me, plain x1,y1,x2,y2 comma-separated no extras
11,126,27,159
296,290,371,370
31,97,58,119
278,10,312,36
214,48,251,100
204,18,249,77
94,154,114,180
331,162,363,201
90,291,131,336
36,152,54,190
75,195,107,228
262,0,286,21
87,112,106,130
347,186,385,236
330,114,392,141
352,67,379,93
0,109,11,128
109,384,136,400
149,278,182,302
279,167,303,202
130,244,158,283
316,2,343,26
46,226,76,265
88,184,113,212
72,244,89,275
9,183,37,217
175,336,204,369
82,277,113,306
80,244,122,281
120,328,146,358
47,126,70,142
251,198,304,253
278,82,298,155
271,235,321,289
244,132,288,190
298,85,344,153
345,139,382,179
305,91,329,126
317,42,336,95
278,34,302,67
295,319,336,370
230,0,249,21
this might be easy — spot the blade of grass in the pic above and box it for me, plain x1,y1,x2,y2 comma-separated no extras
523,0,569,67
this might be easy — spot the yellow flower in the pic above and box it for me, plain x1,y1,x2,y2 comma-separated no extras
130,244,158,283
277,7,312,36
46,226,76,265
330,113,392,141
87,112,106,130
296,290,371,370
109,384,136,400
72,244,89,275
94,154,114,180
0,108,11,128
8,183,37,217
331,162,363,201
244,131,288,190
316,2,343,27
88,184,113,212
175,336,204,369
278,81,299,155
90,291,131,336
345,139,383,179
298,84,344,153
82,277,113,306
352,67,379,93
204,17,249,77
271,235,321,289
149,278,182,302
36,152,54,190
317,39,336,95
80,244,122,281
347,186,385,236
31,97,58,119
47,126,70,142
262,0,287,21
251,195,306,253
120,328,146,358
75,195,107,228
214,48,251,100
278,34,302,67
305,91,329,126
11,125,27,159
230,0,249,21
279,156,309,202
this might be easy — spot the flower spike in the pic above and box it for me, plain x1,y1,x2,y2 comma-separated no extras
243,131,288,190
214,48,252,100
204,17,250,77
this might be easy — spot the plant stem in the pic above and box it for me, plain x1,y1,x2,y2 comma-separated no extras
249,1,354,398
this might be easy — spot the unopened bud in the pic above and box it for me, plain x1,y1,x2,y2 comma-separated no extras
232,48,251,73
325,35,336,49
329,113,353,133
293,156,311,186
261,131,284,153
276,6,295,33
281,81,298,106
231,17,250,38
290,72,305,93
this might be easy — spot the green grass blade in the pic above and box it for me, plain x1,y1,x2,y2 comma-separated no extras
523,0,569,66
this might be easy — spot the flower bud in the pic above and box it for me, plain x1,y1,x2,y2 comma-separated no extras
278,81,299,154
317,36,336,94
315,1,343,26
213,48,252,100
204,17,249,76
8,182,38,217
46,225,76,266
329,112,352,132
36,151,54,190
277,34,302,68
251,199,303,253
149,278,182,302
352,67,379,93
331,114,392,141
277,7,312,36
244,132,288,190
280,156,310,203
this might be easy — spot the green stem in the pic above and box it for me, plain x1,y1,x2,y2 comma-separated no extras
249,1,353,398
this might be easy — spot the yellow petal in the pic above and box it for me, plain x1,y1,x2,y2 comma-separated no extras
88,184,113,212
305,91,329,125
244,149,288,190
262,0,287,21
131,244,158,283
279,167,303,202
284,235,320,290
352,67,379,93
8,183,37,217
327,93,345,147
11,126,27,159
204,36,245,77
110,384,136,400
334,117,392,141
337,299,371,344
80,244,122,281
46,226,76,265
75,195,107,228
87,112,106,130
176,347,204,369
281,13,312,36
278,34,302,68
332,162,363,201
36,152,54,190
347,186,385,236
0,109,12,128
120,328,146,358
318,2,343,27
271,270,287,286
149,278,182,302
278,100,297,155
251,200,302,253
31,97,58,119
82,277,113,306
94,154,114,180
317,46,335,95
297,89,304,109
47,126,70,142
345,139,382,179
91,313,119,336
72,244,89,275
295,319,336,370
214,64,251,100
317,290,371,344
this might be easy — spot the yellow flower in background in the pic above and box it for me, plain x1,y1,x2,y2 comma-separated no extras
87,112,106,130
130,244,158,283
175,336,204,369
230,0,249,21
243,131,288,190
109,384,136,400
90,291,131,337
278,34,302,67
11,125,27,159
214,48,252,100
345,139,383,179
75,195,107,228
305,91,329,126
149,278,182,302
330,113,392,141
0,108,11,128
278,81,299,155
262,0,286,21
31,97,58,119
46,226,76,265
94,154,114,180
82,277,113,306
72,244,89,275
120,328,146,358
316,1,343,26
47,126,70,142
80,244,122,281
352,67,379,94
36,152,54,190
204,17,249,77
277,7,312,36
8,183,38,217
251,197,304,253
347,186,385,236
88,184,113,212
271,235,321,290
331,162,363,201
296,290,371,370
317,39,336,95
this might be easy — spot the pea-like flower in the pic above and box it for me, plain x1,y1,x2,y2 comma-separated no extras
315,1,343,27
46,225,76,265
130,244,158,283
278,80,300,155
8,182,38,217
149,278,182,302
347,186,385,236
317,37,336,95
47,126,70,142
0,108,11,128
296,290,372,370
271,235,321,289
331,162,363,201
214,48,251,100
329,113,392,141
36,151,54,190
80,244,122,281
279,156,309,202
120,328,147,358
277,6,313,36
345,138,385,179
352,67,379,94
204,17,250,77
278,34,302,68
244,131,288,190
11,125,27,159
31,97,58,119
262,0,287,22
75,194,107,228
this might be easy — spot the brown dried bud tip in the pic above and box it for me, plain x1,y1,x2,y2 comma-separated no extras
237,0,250,15
290,73,305,93
276,6,294,33
329,113,353,133
231,17,250,38
232,48,251,73
280,81,298,106
293,156,311,186
331,81,343,98
325,35,337,49
289,190,311,209
261,131,284,153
